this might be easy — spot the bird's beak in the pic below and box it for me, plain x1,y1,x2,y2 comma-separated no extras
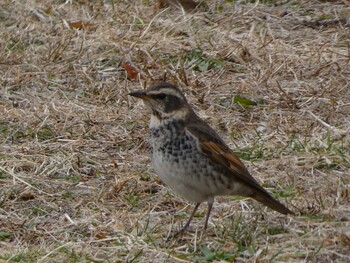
128,90,150,100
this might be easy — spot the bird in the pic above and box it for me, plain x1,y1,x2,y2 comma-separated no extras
129,82,294,233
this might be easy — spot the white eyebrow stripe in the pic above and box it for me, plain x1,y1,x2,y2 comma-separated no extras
148,88,184,97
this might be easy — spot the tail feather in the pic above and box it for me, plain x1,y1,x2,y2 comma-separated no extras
253,191,294,215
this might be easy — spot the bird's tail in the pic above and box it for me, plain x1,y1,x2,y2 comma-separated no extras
253,191,294,215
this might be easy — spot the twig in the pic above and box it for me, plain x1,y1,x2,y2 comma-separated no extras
0,166,54,196
307,110,346,135
38,242,72,262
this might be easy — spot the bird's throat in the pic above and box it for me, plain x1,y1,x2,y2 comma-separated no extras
149,114,162,129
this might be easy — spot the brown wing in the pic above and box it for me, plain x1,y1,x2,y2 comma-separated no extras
200,140,255,180
186,114,294,215
187,121,266,192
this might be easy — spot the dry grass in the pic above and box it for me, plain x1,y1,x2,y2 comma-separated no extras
1,0,350,262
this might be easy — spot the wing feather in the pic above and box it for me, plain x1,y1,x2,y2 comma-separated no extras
186,115,294,215
186,116,271,194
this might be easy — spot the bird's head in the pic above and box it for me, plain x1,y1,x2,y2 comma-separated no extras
129,82,191,122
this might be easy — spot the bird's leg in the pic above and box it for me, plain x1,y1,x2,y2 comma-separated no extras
204,201,214,230
175,203,201,235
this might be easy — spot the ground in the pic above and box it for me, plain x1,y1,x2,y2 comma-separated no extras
0,0,350,262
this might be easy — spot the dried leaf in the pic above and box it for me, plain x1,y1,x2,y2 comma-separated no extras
19,192,35,201
158,0,208,11
121,63,139,80
68,21,94,30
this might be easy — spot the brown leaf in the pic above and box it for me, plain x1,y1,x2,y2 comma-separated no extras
68,21,95,31
95,233,108,239
19,192,35,201
121,63,139,80
158,0,208,11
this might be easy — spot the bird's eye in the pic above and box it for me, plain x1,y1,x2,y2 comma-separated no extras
155,93,166,100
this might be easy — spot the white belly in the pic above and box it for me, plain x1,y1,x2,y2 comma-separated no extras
152,148,217,203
